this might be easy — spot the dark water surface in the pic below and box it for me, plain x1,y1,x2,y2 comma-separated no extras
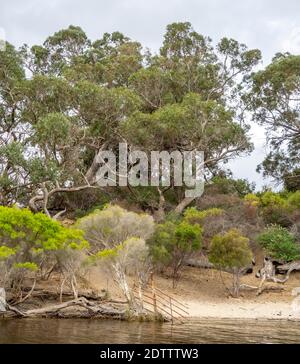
0,318,300,344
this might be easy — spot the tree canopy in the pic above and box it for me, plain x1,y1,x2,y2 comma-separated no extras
247,54,300,187
0,22,262,217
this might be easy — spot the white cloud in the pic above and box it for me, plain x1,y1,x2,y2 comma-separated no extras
280,26,300,54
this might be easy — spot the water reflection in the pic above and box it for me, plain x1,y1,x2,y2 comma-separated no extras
0,318,300,344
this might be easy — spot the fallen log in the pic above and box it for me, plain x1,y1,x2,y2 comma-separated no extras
12,288,106,302
186,258,254,275
256,286,285,296
277,260,300,275
5,297,127,319
26,297,126,317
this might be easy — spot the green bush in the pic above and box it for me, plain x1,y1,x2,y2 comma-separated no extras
209,229,252,297
259,191,287,208
0,206,88,253
287,191,300,210
0,206,88,294
257,225,300,262
209,229,252,270
183,207,223,225
149,220,202,286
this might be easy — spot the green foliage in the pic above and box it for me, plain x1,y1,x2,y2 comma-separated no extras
0,206,89,295
183,207,223,225
249,54,300,184
122,92,252,158
283,169,300,192
0,206,88,251
95,237,148,265
1,22,261,213
13,262,38,272
0,246,16,260
209,229,252,270
76,205,154,252
244,193,260,207
257,225,300,262
211,176,255,197
32,112,72,148
0,206,88,275
287,190,300,210
149,219,202,280
96,247,119,260
260,191,287,208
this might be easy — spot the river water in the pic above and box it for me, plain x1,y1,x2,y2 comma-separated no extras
0,318,300,343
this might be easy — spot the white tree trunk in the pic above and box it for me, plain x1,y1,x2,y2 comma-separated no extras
113,264,132,304
232,270,240,298
0,288,6,312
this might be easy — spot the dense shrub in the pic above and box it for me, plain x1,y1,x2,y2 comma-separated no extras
257,225,300,262
0,206,88,297
149,219,202,287
209,229,252,297
76,205,154,304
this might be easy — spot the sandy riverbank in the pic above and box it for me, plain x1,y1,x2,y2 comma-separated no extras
5,264,299,321
187,300,300,319
88,265,300,320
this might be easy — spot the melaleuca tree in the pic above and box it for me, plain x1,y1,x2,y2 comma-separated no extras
148,218,202,287
0,206,88,300
248,54,300,185
18,68,140,216
76,205,154,305
0,246,16,290
95,237,151,311
209,229,252,297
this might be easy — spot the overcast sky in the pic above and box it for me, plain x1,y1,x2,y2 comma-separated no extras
1,0,300,189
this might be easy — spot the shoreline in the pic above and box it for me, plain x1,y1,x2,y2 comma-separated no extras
186,300,300,321
2,300,300,322
2,266,300,322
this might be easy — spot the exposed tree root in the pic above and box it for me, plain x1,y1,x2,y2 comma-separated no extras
5,297,128,319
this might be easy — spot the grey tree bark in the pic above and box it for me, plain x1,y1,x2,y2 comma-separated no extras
0,288,6,312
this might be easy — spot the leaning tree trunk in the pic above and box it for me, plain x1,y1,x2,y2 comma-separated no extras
113,263,137,310
174,197,195,214
256,258,291,295
0,288,6,312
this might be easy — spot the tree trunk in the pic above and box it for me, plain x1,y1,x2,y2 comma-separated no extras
85,143,108,184
85,155,100,184
0,288,6,312
174,197,195,214
232,270,240,298
113,263,135,307
154,187,166,222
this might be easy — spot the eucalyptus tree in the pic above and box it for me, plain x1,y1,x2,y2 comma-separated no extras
0,23,262,218
248,53,300,187
0,43,28,205
123,22,261,214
